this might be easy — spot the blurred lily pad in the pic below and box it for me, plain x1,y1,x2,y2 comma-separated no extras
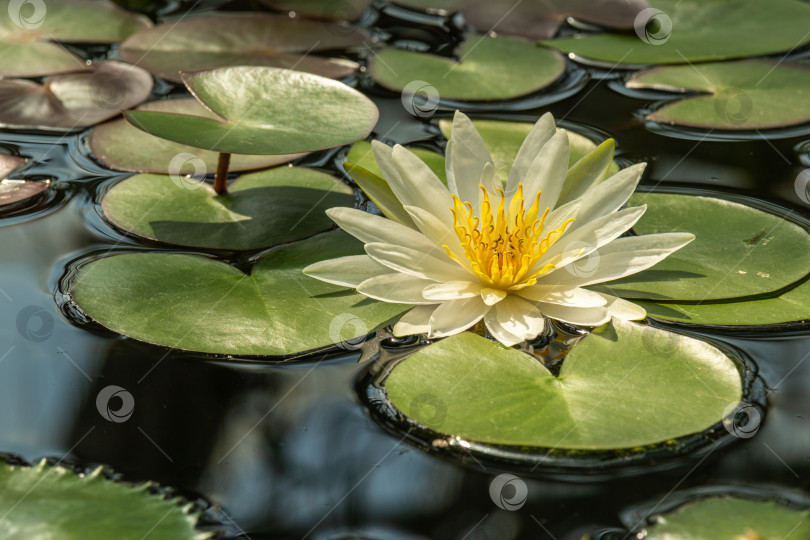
0,459,207,540
546,0,810,66
120,13,368,82
642,496,810,539
369,35,566,101
0,61,152,130
125,66,378,155
385,320,742,450
627,60,810,130
89,99,305,174
71,231,409,356
0,155,46,208
601,193,810,301
101,167,353,250
0,0,150,77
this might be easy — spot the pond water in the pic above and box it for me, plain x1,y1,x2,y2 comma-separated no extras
1,3,810,539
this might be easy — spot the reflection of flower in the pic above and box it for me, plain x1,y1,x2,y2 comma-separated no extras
305,111,693,346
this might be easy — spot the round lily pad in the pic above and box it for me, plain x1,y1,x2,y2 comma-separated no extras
627,60,810,130
601,193,810,301
0,459,207,539
545,0,810,66
369,35,566,101
70,231,409,356
119,12,368,82
384,320,742,450
101,167,353,250
0,0,150,77
0,180,49,208
640,496,810,539
125,66,378,155
89,99,305,174
0,61,152,130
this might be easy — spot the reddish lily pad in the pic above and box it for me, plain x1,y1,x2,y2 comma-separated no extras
119,12,368,82
0,61,152,130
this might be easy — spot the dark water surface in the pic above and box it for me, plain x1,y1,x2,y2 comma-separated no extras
1,4,810,539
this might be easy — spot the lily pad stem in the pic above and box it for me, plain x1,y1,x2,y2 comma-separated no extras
214,152,231,195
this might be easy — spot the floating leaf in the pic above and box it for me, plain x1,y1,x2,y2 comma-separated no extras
546,0,810,66
71,231,409,356
438,118,619,176
0,0,150,77
119,13,368,82
385,320,742,450
101,167,353,250
89,99,305,174
125,66,378,155
369,35,566,101
0,180,48,207
0,460,208,540
0,155,26,178
601,193,810,301
346,141,447,184
0,61,152,130
627,60,810,130
642,496,810,539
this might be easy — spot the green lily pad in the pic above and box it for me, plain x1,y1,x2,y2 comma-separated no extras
0,460,208,540
438,118,619,176
642,496,810,539
0,0,150,77
101,167,353,250
125,66,378,155
119,12,368,82
369,35,566,101
627,60,810,130
545,0,810,66
385,320,742,450
89,99,305,174
346,141,447,184
601,193,810,302
71,231,408,356
0,61,152,130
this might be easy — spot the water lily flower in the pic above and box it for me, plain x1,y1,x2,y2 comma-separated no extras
304,111,694,346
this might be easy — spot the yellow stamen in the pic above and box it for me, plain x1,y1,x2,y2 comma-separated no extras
447,183,574,290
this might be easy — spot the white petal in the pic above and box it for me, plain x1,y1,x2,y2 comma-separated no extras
522,129,570,212
392,145,455,228
403,204,467,262
448,110,493,204
476,162,502,222
422,280,482,301
557,138,615,207
483,314,524,346
491,295,545,341
393,305,436,336
357,273,438,304
517,285,607,308
541,232,695,288
326,207,443,257
303,255,390,287
566,163,646,234
506,112,555,197
595,293,646,321
428,296,489,338
481,288,507,306
535,302,611,326
365,242,471,282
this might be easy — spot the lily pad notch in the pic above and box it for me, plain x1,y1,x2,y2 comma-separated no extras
125,65,379,195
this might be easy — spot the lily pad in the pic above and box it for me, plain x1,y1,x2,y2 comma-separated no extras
119,13,368,82
369,35,566,101
101,167,353,250
385,320,742,450
438,118,619,176
125,66,378,155
642,496,810,539
70,231,409,356
627,60,810,130
0,180,49,207
0,0,150,77
601,193,810,301
545,0,810,66
89,99,305,174
0,61,152,130
346,141,447,184
0,460,207,539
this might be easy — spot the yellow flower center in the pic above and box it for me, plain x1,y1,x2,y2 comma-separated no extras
443,183,574,290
